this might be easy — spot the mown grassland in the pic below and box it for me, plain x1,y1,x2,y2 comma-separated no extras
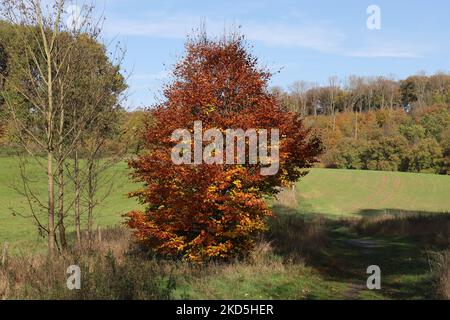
293,169,450,216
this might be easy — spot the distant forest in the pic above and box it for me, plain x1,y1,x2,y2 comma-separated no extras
306,104,449,175
267,73,450,175
272,72,450,116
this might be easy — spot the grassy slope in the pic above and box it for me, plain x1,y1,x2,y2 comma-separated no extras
0,157,449,299
295,169,450,216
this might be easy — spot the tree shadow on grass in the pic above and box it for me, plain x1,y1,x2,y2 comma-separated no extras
356,208,450,218
267,205,449,299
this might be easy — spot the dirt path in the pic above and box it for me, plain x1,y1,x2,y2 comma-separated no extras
342,238,383,299
344,283,367,300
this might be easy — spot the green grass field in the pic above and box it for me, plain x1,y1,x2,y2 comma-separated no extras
294,169,450,216
0,157,138,251
1,157,449,250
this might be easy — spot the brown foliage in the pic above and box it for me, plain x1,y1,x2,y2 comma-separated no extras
126,32,322,262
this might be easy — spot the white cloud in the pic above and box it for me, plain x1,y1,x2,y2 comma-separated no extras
104,13,346,53
242,23,346,52
347,45,423,58
103,12,427,60
103,13,200,39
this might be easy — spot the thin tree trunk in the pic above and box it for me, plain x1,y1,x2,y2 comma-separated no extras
74,148,81,246
87,161,94,241
57,163,66,250
45,26,56,256
57,83,66,250
333,111,336,132
47,152,56,256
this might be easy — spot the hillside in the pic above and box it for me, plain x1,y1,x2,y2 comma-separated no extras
292,169,450,216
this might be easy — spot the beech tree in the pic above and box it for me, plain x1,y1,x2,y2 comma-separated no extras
126,31,322,262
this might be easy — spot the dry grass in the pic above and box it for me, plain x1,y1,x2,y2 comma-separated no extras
0,227,175,300
274,185,299,209
181,242,290,296
348,212,450,247
429,250,450,300
173,241,345,300
0,227,342,300
1,212,448,300
266,212,329,263
344,212,449,300
270,186,330,262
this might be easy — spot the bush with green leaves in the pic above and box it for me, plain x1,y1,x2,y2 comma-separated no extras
329,138,365,169
361,136,409,172
314,105,449,174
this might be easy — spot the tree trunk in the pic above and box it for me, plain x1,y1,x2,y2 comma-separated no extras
47,152,56,256
46,30,56,256
87,161,94,241
57,163,67,250
333,111,336,132
74,149,81,246
57,84,67,250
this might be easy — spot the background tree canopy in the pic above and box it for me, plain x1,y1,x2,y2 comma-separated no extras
310,105,449,174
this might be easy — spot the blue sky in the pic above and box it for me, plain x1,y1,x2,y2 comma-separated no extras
90,0,450,107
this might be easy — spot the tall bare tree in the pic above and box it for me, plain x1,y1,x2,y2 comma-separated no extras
288,81,309,116
65,46,127,244
0,0,123,254
328,76,339,131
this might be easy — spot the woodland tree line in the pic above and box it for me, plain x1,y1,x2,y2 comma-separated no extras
307,105,449,174
273,72,450,116
271,74,450,175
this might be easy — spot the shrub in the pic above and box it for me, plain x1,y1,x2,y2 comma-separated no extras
406,138,443,173
328,138,365,169
361,136,409,172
